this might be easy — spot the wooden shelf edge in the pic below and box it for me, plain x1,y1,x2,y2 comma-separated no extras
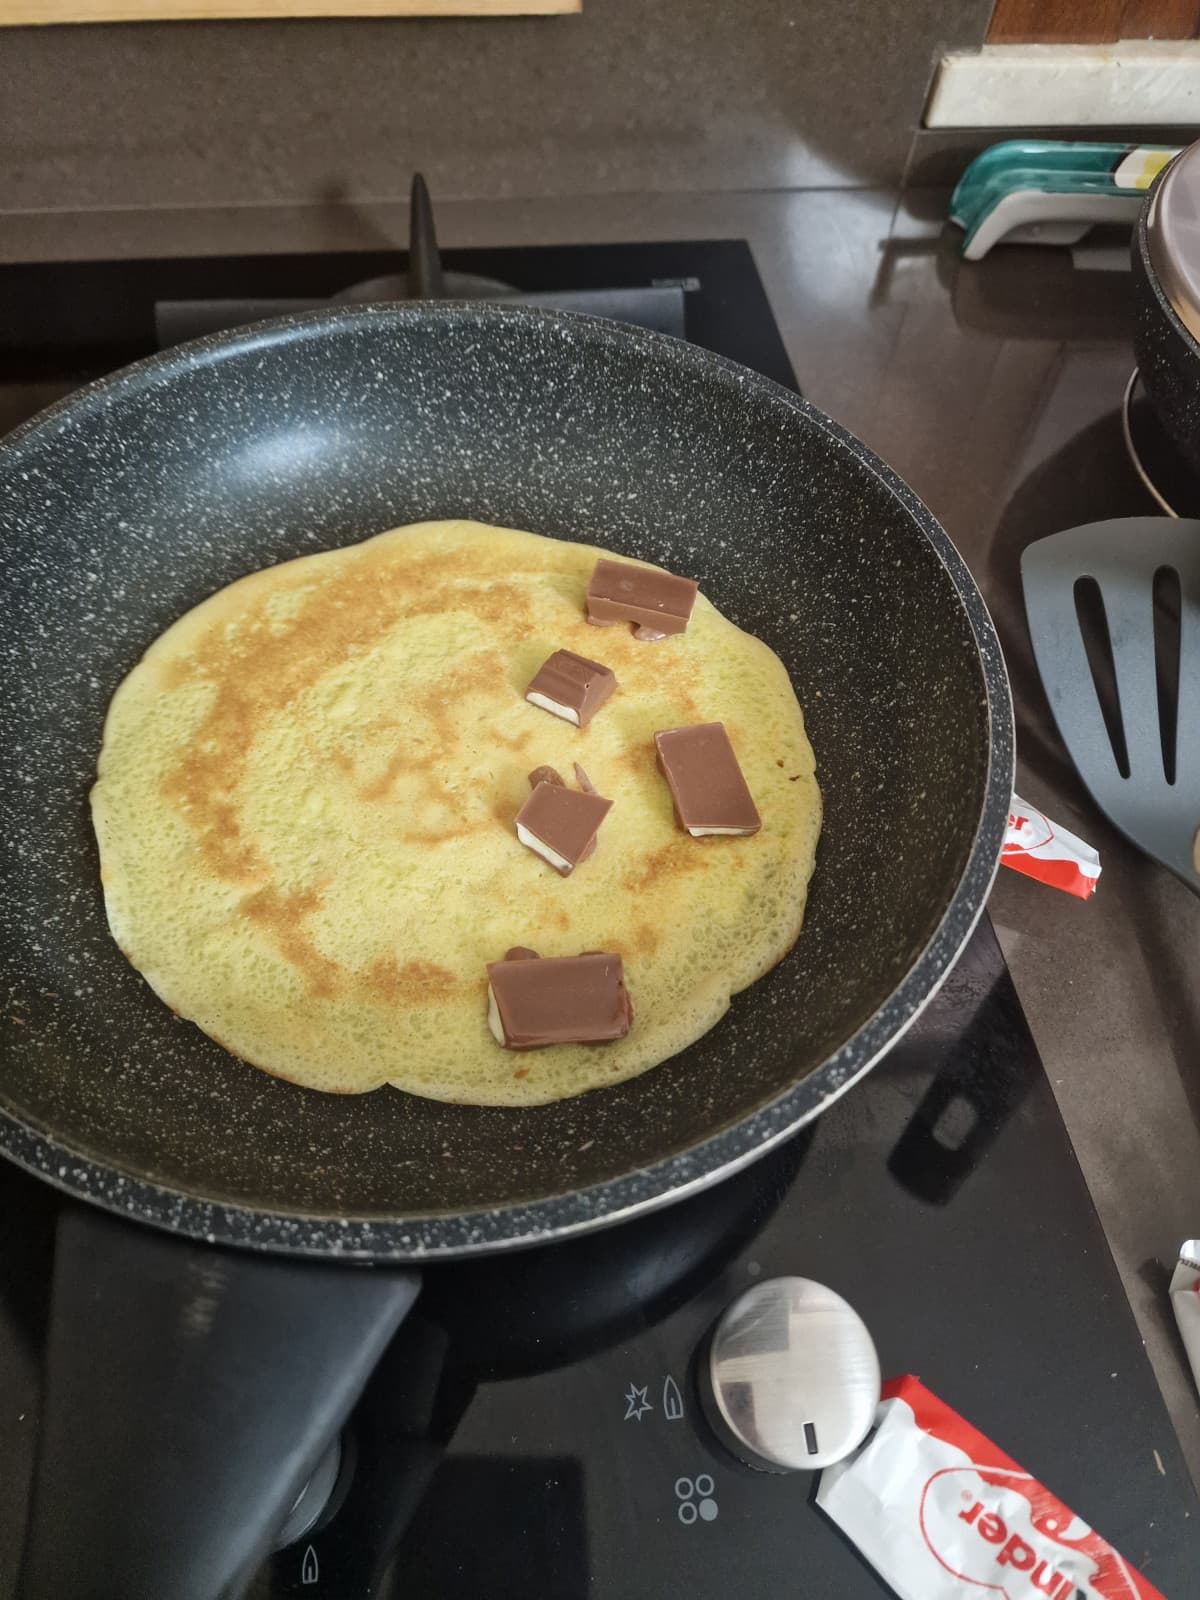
0,0,580,23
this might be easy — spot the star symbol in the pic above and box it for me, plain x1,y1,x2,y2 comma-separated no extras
624,1382,652,1421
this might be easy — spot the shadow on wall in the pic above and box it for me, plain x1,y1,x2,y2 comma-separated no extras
0,0,993,215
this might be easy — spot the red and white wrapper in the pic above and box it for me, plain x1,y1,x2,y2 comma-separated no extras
816,1376,1164,1600
1001,793,1101,900
1170,1241,1200,1401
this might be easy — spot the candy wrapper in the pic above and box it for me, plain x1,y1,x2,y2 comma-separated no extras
817,1376,1164,1600
1169,1241,1200,1400
1001,793,1101,900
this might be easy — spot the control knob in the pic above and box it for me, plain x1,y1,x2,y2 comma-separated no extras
700,1276,880,1471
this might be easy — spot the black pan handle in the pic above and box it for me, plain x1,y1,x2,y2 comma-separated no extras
19,1202,420,1600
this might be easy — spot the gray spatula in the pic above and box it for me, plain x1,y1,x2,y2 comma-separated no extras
1021,517,1200,895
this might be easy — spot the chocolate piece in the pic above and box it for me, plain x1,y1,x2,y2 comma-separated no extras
486,950,633,1049
585,557,698,639
573,762,596,795
655,723,761,837
528,764,565,790
505,946,540,962
525,649,617,726
516,781,612,876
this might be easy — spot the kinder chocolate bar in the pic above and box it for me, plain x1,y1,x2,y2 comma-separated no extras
1001,793,1101,900
817,1376,1164,1600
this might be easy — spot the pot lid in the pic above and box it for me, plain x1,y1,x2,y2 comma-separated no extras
1146,138,1200,344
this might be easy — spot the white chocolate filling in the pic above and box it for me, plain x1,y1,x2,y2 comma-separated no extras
486,985,506,1044
526,691,580,725
516,821,573,872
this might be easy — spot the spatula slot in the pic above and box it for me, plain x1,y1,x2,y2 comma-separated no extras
1073,576,1130,780
1151,564,1181,787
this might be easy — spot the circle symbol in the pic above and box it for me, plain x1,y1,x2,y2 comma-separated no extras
677,1501,698,1525
695,1474,714,1497
674,1477,694,1500
698,1498,719,1522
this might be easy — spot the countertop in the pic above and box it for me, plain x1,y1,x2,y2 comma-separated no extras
4,188,1200,1494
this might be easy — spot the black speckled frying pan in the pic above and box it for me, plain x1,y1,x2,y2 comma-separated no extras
0,305,1011,1595
1,303,1010,1257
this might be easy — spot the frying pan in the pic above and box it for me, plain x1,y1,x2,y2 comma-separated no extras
0,303,1012,1594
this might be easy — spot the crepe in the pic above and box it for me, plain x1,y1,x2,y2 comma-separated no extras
91,520,821,1105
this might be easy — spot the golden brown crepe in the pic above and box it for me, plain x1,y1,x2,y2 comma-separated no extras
91,520,821,1105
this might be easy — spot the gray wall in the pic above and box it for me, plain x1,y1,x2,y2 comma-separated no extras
0,0,992,216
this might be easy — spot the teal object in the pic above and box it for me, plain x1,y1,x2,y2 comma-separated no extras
950,140,1179,260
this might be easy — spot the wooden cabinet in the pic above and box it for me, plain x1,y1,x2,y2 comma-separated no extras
987,0,1199,42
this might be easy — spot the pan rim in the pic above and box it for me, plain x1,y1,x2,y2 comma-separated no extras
0,300,1015,1259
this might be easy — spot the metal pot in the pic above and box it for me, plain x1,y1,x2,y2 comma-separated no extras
1132,137,1200,475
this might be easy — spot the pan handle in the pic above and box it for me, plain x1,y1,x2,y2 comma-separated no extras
19,1202,420,1600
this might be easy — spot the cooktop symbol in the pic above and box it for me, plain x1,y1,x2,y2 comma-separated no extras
624,1382,653,1421
300,1544,319,1584
662,1374,685,1420
675,1474,719,1525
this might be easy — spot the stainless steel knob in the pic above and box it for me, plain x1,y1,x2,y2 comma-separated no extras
701,1277,880,1472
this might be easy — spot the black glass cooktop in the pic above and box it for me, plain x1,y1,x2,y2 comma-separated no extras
0,239,1194,1600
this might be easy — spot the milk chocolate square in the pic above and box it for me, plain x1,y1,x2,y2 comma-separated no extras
525,649,617,727
586,558,698,639
486,951,633,1049
516,782,612,876
655,723,761,836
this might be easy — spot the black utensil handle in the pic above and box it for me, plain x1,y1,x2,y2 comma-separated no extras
407,173,445,300
19,1202,420,1600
